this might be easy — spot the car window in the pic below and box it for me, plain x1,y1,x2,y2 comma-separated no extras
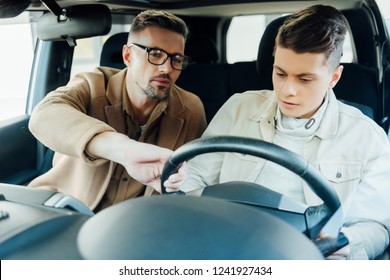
71,22,131,77
227,14,354,64
226,14,268,63
378,0,390,19
0,12,39,121
71,36,107,76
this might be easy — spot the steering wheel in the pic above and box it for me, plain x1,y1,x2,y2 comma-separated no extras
77,136,344,260
161,136,343,241
162,136,340,208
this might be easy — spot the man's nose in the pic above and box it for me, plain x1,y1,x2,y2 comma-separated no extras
281,78,298,96
158,57,173,73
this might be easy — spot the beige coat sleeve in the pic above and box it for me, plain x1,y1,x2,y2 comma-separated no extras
29,71,115,165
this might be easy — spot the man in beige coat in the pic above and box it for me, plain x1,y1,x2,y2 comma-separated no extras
28,10,207,212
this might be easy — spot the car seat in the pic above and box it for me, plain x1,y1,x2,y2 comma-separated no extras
100,32,127,69
176,38,231,123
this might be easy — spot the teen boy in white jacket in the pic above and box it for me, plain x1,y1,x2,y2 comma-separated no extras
181,5,390,259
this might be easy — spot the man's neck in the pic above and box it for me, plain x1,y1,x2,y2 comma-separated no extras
129,93,159,125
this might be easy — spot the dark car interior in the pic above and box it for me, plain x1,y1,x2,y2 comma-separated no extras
1,0,390,185
99,10,386,128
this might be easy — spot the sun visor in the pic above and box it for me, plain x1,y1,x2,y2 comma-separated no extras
37,4,111,46
0,0,31,18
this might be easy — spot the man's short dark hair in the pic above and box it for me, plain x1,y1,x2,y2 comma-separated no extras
275,5,348,70
128,10,189,43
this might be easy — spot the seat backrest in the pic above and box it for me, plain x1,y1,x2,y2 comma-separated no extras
334,64,378,120
185,37,219,64
176,63,230,123
256,15,379,121
176,37,231,123
230,61,264,95
100,32,128,69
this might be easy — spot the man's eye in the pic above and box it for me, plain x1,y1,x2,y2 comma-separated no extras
149,50,164,59
172,56,184,64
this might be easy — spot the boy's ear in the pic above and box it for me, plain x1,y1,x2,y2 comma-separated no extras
329,65,343,89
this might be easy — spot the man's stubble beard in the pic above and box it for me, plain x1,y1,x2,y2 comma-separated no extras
143,84,169,100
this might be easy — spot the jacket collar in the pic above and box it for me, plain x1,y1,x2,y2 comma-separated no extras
104,69,127,134
249,89,339,140
314,89,339,139
249,92,277,123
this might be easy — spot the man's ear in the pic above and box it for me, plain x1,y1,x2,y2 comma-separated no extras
122,45,131,66
329,65,343,89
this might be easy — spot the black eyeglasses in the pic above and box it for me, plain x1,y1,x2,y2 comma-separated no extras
128,43,191,71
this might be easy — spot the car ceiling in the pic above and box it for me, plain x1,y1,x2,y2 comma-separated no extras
22,0,365,17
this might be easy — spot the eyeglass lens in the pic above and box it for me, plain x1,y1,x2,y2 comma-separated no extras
148,49,190,70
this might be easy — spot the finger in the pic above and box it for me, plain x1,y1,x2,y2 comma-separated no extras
168,165,187,183
177,161,187,174
316,231,330,239
164,185,181,192
325,244,350,260
167,173,184,184
163,178,181,190
149,179,162,194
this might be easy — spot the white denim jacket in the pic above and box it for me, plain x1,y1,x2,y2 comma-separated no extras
182,89,390,259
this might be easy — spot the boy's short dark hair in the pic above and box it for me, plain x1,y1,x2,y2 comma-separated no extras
128,10,189,43
275,4,348,70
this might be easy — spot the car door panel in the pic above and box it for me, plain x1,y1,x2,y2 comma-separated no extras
0,115,38,184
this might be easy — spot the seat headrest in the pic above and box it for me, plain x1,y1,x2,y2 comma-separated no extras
256,16,288,77
100,32,128,69
185,37,219,63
